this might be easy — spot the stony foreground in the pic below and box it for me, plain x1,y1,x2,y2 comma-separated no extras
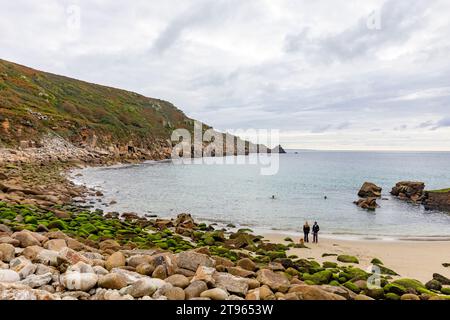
1,203,450,301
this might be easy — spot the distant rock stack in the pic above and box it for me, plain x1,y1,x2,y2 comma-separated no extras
268,145,287,154
354,182,382,210
423,189,450,212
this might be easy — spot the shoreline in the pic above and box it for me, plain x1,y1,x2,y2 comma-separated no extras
262,232,450,283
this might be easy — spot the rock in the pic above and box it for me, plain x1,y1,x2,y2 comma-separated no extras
99,239,121,252
111,268,146,285
227,295,245,300
337,255,359,264
358,182,382,198
22,246,43,260
401,293,421,300
35,249,59,266
93,266,109,276
165,274,190,288
98,273,128,290
288,285,346,300
426,279,442,291
149,252,178,277
0,236,20,247
256,269,290,293
12,231,41,247
60,272,98,291
423,189,450,212
391,181,425,202
245,278,260,290
236,258,256,271
0,282,60,300
320,284,357,300
58,247,91,265
192,266,216,285
10,256,37,279
364,287,385,299
152,265,167,280
43,239,67,251
19,273,52,288
67,261,95,274
174,213,195,229
303,270,333,285
134,263,154,276
105,252,126,271
184,281,208,299
227,266,255,278
214,272,249,296
433,273,450,285
157,285,186,300
354,294,375,300
0,243,15,262
0,269,20,283
126,255,153,268
200,288,229,300
354,197,378,210
177,251,215,272
124,278,166,298
213,256,234,268
245,286,274,300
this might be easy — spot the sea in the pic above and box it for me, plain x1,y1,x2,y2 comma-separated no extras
71,150,450,240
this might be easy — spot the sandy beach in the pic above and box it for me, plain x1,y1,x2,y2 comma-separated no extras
264,232,450,283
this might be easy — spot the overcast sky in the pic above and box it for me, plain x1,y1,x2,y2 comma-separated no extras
2,0,450,150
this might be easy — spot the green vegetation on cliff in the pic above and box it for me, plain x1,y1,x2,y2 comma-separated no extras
0,59,196,148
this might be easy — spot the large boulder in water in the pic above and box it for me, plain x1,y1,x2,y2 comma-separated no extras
358,182,382,198
423,189,450,212
391,182,425,202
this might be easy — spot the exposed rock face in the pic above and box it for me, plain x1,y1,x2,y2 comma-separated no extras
354,197,378,210
177,251,215,272
423,189,450,212
391,182,425,202
358,182,382,198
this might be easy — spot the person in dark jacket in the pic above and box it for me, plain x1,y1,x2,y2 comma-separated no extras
303,221,310,243
312,221,320,243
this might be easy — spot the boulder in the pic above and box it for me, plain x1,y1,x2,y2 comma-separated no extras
60,272,98,291
200,288,229,300
0,269,20,283
358,182,382,198
256,269,290,293
177,251,215,272
126,255,153,268
337,255,359,264
433,273,450,285
423,189,450,212
236,258,256,271
227,266,255,278
43,239,67,251
391,181,425,202
105,252,126,271
192,266,216,285
156,285,186,300
184,280,208,299
19,273,52,288
136,263,155,276
98,273,128,290
401,293,420,300
12,231,40,247
354,197,378,210
0,243,15,262
58,247,91,265
111,268,147,285
123,278,166,298
214,273,249,296
165,274,190,288
288,285,346,300
0,236,20,247
35,249,59,266
10,256,37,279
426,279,442,291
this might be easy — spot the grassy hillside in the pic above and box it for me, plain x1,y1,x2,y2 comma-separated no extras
0,59,199,149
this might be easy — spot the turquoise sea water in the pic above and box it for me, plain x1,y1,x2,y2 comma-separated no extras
72,151,450,239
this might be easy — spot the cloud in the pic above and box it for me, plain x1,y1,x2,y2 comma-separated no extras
1,0,450,150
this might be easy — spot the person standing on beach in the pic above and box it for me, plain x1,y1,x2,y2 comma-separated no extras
303,221,310,243
312,221,320,243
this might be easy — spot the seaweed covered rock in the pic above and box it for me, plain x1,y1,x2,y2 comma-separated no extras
337,255,359,264
302,270,333,285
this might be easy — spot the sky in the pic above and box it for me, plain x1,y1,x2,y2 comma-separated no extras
1,0,450,151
